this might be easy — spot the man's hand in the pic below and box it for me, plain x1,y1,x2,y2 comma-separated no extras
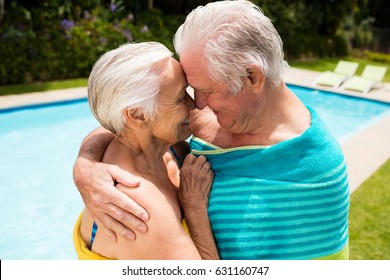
73,157,149,241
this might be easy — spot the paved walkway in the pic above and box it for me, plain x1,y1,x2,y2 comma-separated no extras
1,67,390,192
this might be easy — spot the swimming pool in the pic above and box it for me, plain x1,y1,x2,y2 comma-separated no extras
0,86,389,260
289,85,390,142
0,100,99,260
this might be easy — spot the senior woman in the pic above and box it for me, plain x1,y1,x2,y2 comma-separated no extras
73,42,219,260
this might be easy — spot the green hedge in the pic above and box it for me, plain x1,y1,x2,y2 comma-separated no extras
283,34,348,60
364,50,390,64
0,1,349,86
0,2,184,85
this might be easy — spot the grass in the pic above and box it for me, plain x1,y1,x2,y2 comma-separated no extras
0,78,88,96
349,159,390,259
289,56,390,83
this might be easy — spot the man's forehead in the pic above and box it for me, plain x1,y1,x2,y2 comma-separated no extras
179,48,204,71
178,50,216,90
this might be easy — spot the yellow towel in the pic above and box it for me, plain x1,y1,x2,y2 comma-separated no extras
72,211,113,260
73,210,190,260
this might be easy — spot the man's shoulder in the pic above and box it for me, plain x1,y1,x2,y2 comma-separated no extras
190,108,222,142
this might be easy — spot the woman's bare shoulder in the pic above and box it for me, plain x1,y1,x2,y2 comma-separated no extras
114,179,200,259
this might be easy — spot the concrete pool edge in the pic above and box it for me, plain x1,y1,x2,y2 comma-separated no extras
0,87,88,111
340,112,390,192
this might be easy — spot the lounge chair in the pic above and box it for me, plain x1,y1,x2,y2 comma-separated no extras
340,65,388,94
313,60,359,88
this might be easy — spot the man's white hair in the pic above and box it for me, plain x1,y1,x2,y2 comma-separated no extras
174,0,288,94
88,42,172,135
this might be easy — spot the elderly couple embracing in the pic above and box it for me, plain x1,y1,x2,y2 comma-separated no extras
72,0,350,260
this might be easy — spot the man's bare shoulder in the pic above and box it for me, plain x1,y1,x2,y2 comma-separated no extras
190,108,217,139
189,108,231,147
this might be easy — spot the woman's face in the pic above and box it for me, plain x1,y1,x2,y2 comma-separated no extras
150,57,195,144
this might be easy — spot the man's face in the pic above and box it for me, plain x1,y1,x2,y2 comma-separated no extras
179,50,252,133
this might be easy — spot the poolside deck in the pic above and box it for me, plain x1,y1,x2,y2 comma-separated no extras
1,67,390,192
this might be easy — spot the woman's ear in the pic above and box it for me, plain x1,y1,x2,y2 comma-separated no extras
245,65,265,92
124,108,147,127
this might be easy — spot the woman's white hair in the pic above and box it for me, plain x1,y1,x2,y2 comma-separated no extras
88,42,172,135
174,0,288,94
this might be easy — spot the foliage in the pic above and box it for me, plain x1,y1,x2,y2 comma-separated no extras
252,0,353,59
0,0,387,86
367,0,390,29
0,0,184,85
363,50,390,64
0,78,87,96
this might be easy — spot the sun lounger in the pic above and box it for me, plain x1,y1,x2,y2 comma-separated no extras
340,65,388,94
313,60,359,88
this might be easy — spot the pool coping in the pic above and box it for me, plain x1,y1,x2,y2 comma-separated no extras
0,87,88,111
1,67,390,193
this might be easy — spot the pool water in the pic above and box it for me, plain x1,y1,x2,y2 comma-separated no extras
290,85,390,142
0,100,98,260
0,87,389,260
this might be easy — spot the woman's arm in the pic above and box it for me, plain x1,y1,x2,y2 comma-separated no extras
179,154,220,260
73,126,149,241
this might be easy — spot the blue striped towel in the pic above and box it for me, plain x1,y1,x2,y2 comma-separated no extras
190,107,349,260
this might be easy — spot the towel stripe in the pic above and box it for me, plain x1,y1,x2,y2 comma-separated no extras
210,180,349,203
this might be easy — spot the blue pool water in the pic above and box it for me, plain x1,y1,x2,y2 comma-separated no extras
0,100,99,260
290,85,390,142
0,86,390,260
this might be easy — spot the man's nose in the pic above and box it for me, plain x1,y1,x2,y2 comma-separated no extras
194,92,208,110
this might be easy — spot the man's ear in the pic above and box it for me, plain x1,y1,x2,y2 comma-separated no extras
245,65,265,92
124,108,147,127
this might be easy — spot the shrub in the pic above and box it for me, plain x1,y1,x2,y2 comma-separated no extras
364,50,390,64
0,1,350,85
0,26,35,84
284,34,348,60
0,2,184,85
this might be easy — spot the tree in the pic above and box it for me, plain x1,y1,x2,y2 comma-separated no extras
0,0,4,22
368,0,390,28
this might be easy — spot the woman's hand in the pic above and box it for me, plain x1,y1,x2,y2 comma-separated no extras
178,154,219,260
73,157,149,241
178,154,214,213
